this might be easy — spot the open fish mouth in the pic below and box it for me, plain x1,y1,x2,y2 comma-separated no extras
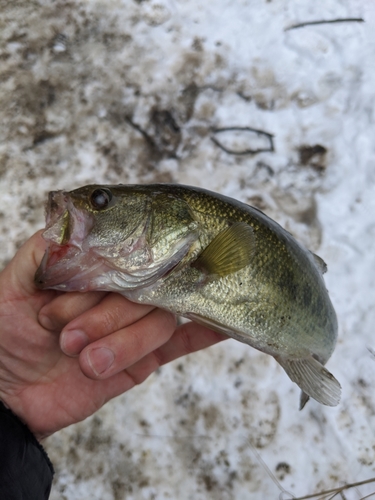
35,190,96,290
34,243,115,291
35,243,81,288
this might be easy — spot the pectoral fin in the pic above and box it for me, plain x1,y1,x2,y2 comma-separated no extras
192,222,255,277
277,356,341,407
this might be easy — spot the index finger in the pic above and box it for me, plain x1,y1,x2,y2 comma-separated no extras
38,291,108,331
60,293,155,356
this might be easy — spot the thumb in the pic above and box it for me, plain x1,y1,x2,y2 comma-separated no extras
2,230,48,299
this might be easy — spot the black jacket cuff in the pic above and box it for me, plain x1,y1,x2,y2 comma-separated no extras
0,401,54,500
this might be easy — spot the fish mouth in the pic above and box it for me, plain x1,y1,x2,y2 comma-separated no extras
35,190,96,290
34,242,114,291
35,243,81,289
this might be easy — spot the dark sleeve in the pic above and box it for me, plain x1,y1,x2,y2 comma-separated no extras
0,401,54,500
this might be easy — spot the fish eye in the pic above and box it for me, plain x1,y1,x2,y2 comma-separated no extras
90,188,113,210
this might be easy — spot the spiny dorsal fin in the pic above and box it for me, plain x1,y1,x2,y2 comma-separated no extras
310,251,328,274
192,222,256,278
277,355,341,407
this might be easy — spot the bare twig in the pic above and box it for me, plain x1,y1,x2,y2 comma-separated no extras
285,18,364,32
292,477,375,500
124,115,156,149
359,491,375,500
246,439,295,499
211,126,274,155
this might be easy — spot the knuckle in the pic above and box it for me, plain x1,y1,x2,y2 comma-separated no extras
179,323,195,355
125,353,160,386
129,325,145,355
152,348,164,367
158,309,177,334
124,367,144,386
100,305,123,333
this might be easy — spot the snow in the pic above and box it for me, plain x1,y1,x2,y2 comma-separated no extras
1,0,375,498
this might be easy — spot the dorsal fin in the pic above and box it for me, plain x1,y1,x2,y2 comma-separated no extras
192,222,255,277
310,251,327,274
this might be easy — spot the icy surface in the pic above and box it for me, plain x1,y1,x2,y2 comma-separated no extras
1,0,375,498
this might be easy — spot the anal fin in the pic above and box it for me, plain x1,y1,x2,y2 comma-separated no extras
299,391,310,410
277,356,341,407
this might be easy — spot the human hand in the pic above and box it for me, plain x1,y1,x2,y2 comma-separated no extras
0,231,224,440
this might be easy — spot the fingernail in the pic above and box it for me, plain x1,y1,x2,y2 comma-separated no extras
61,329,89,356
87,347,115,376
39,314,56,331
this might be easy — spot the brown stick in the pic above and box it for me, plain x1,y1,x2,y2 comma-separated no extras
291,476,375,500
285,18,364,32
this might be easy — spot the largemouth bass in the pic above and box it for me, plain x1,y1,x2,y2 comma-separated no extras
35,184,340,408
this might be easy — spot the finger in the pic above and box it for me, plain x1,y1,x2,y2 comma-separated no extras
78,322,227,407
38,291,107,331
98,322,226,394
79,308,177,379
155,321,226,366
60,294,155,356
83,320,225,384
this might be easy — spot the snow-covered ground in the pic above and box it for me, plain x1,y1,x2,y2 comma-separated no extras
1,0,375,498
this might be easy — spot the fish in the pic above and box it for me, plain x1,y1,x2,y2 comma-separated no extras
35,184,340,408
